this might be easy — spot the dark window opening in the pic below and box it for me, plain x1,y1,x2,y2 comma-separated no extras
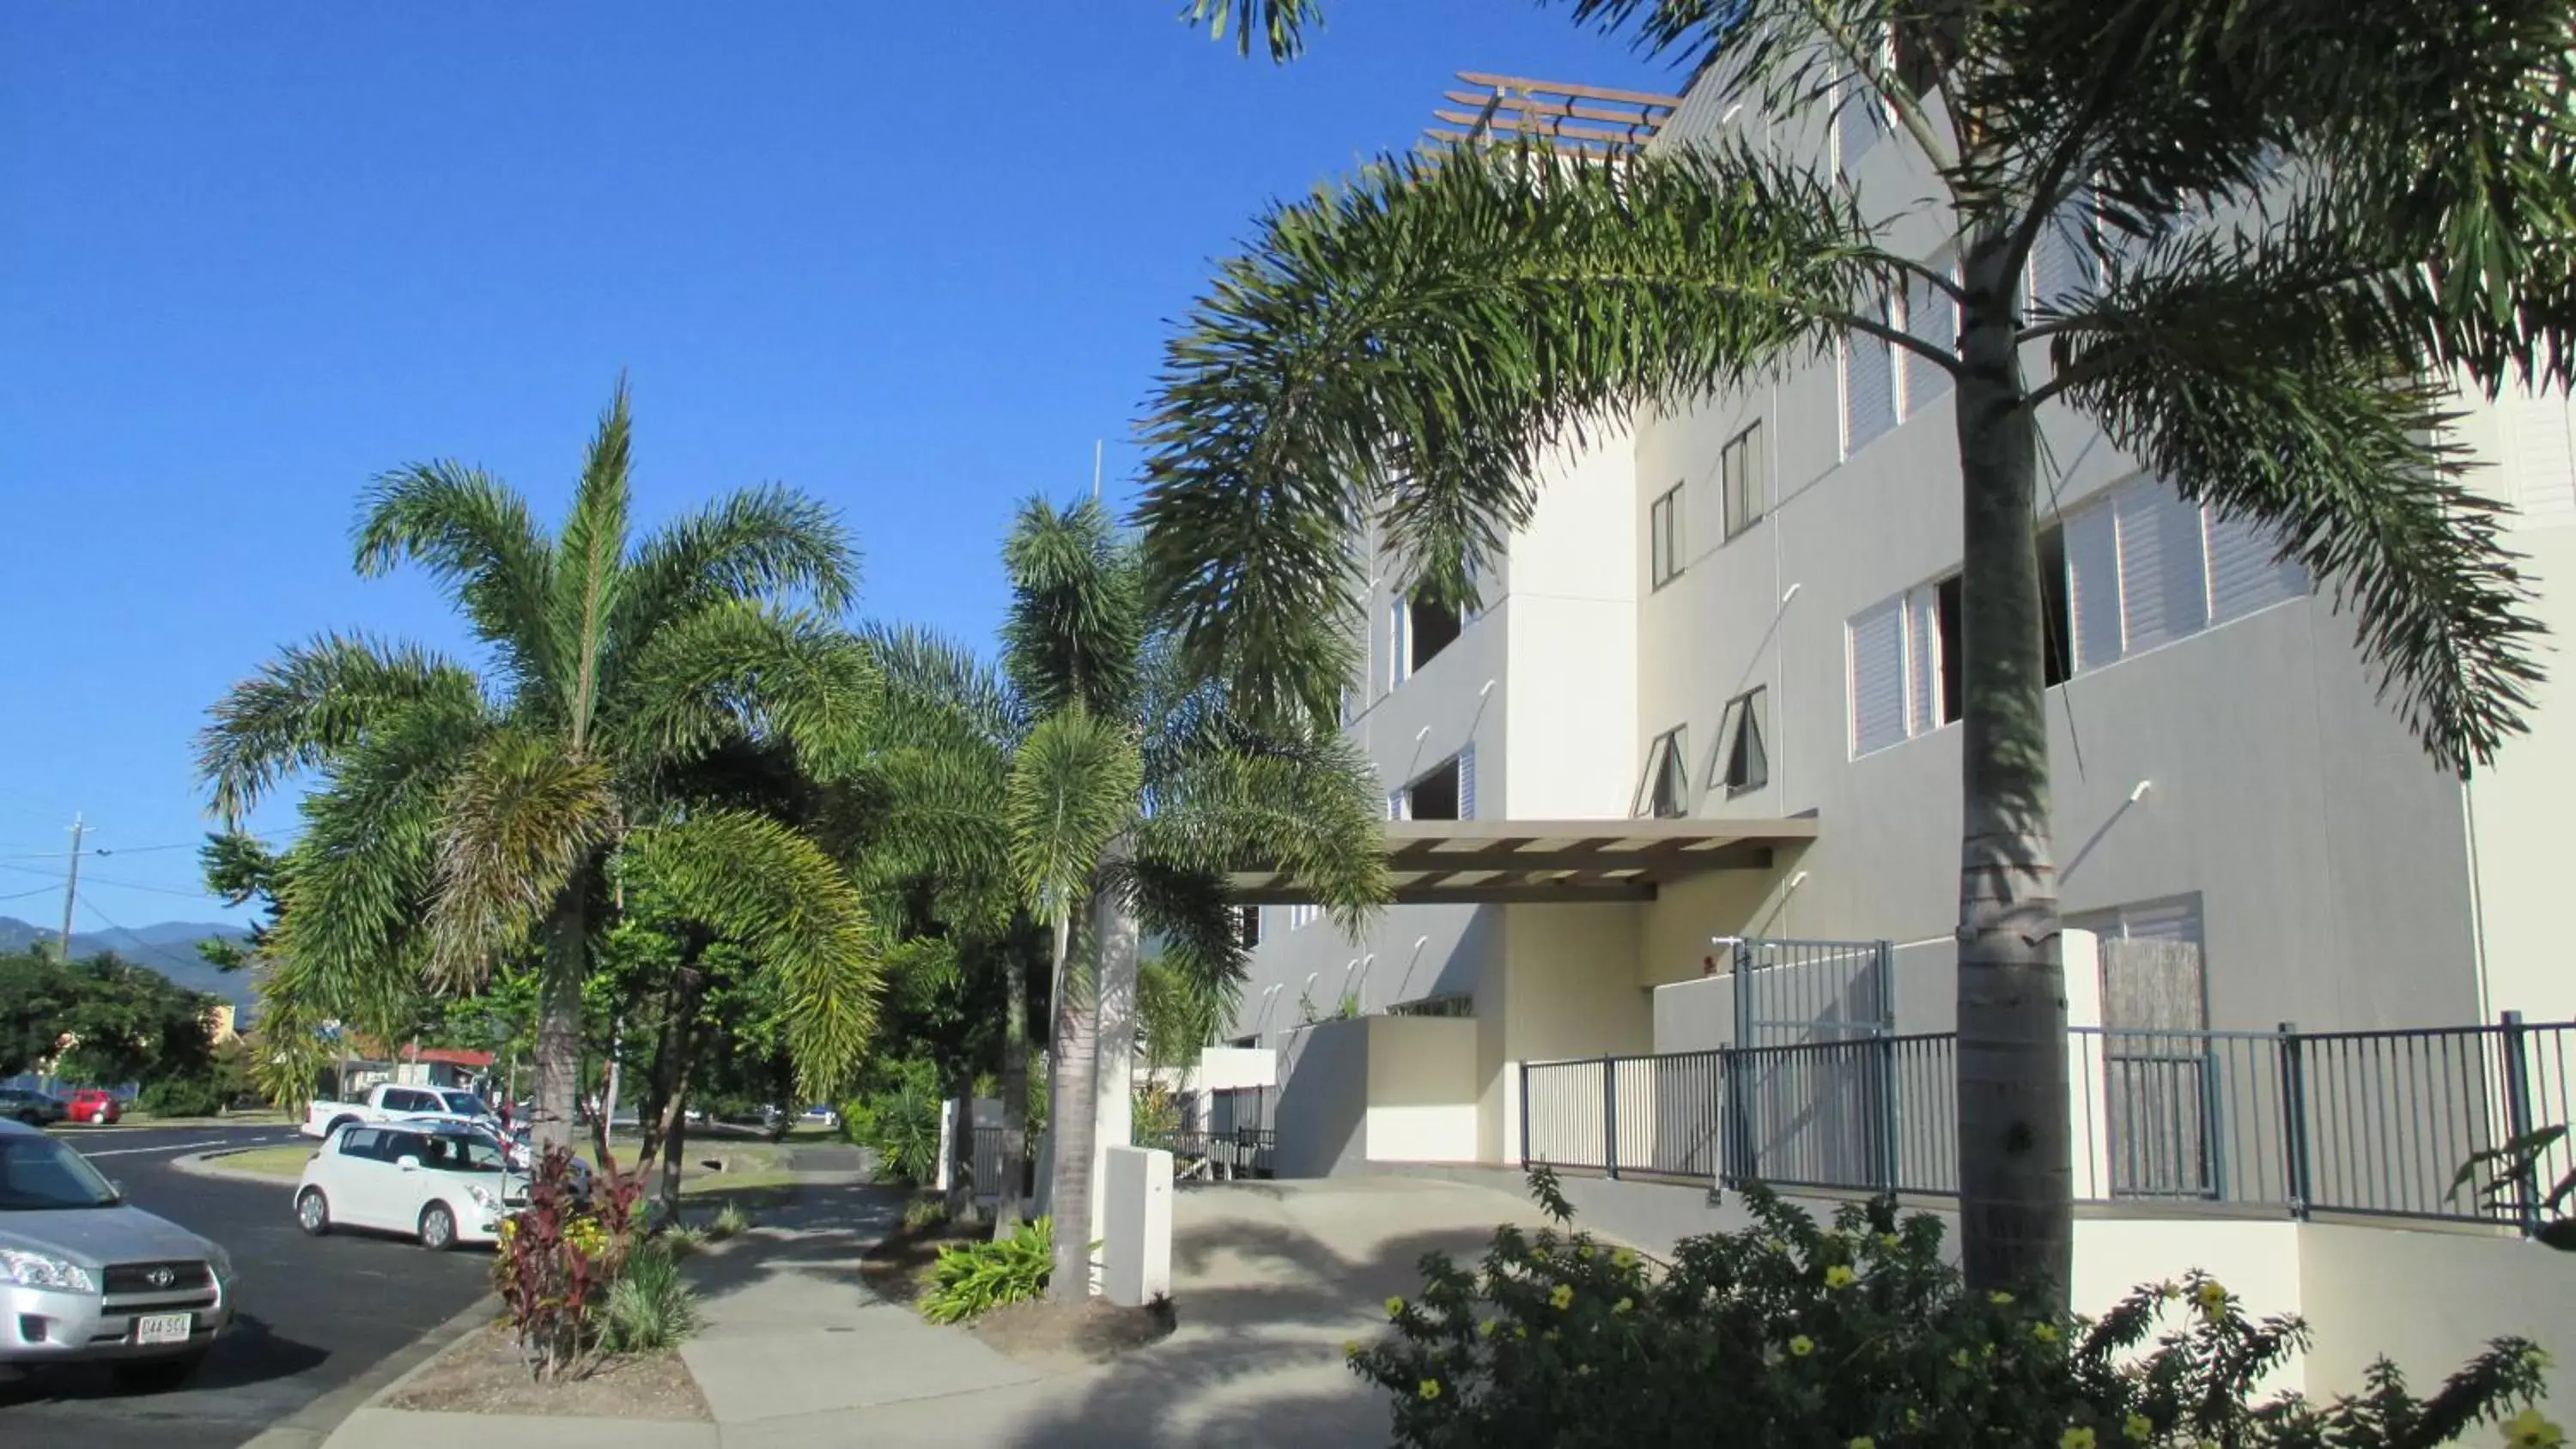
2038,525,2073,687
1635,727,1690,818
1716,688,1771,794
1235,906,1261,950
1650,482,1685,587
1935,573,1964,726
1406,756,1462,822
1407,596,1461,671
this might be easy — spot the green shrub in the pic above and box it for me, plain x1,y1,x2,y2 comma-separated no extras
1349,1168,2555,1449
903,1193,951,1234
709,1202,753,1240
838,1097,875,1147
598,1240,702,1354
136,1076,225,1118
1132,1083,1183,1145
861,1080,944,1186
659,1223,707,1259
919,1217,1051,1325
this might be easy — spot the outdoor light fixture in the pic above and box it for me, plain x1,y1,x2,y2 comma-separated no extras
2129,779,2154,803
1780,582,1802,605
1479,679,1497,698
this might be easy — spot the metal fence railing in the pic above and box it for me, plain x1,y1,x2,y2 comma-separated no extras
1521,1014,2576,1235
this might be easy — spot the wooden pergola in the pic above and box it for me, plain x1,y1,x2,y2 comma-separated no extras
1227,815,1818,906
1427,71,1687,158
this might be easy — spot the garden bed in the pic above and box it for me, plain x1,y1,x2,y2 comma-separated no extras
857,1214,989,1307
382,1321,710,1420
969,1295,1176,1366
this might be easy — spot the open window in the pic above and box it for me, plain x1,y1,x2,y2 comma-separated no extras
1650,480,1685,587
1396,746,1475,822
2038,524,2073,687
1722,421,1765,539
1407,595,1461,672
1632,726,1690,818
1713,687,1771,795
1235,906,1262,950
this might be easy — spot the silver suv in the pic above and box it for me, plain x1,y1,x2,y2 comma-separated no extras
0,1119,234,1388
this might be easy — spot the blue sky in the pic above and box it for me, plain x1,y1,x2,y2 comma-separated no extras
0,3,1676,929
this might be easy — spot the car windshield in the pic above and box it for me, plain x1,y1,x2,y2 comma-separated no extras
413,1133,509,1173
0,1134,119,1210
441,1092,491,1116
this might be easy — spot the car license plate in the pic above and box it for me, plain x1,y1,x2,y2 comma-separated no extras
134,1313,191,1345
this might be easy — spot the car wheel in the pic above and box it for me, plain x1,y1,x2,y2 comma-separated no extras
15,1110,39,1126
112,1349,209,1393
418,1201,457,1252
295,1186,331,1235
325,1115,358,1137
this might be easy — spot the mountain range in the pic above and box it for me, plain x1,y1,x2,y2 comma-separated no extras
0,916,259,1010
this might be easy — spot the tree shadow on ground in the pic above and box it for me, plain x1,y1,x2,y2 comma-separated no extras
0,1313,330,1407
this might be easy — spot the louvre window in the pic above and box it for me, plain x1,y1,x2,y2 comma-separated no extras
1722,421,1765,539
2030,184,2104,312
1905,252,1957,409
1650,481,1685,587
1833,71,1884,174
2063,476,2307,675
1841,298,1897,457
1850,577,1958,758
1406,754,1464,822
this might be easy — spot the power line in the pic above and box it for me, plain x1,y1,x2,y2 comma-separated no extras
74,896,238,977
0,884,57,902
0,860,223,900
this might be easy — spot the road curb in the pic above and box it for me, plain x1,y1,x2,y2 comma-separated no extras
235,1293,501,1449
169,1145,304,1186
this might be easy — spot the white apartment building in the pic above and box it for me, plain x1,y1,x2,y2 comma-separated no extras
1212,61,2576,1180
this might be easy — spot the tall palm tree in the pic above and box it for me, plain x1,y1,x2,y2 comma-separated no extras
1142,0,2567,1295
200,383,884,1152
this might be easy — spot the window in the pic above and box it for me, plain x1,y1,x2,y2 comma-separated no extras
1848,577,1957,757
1832,70,1884,174
339,1126,384,1158
1236,906,1262,950
2030,184,2104,312
1905,252,1957,411
1406,755,1462,822
1841,299,1897,457
1406,596,1460,674
2063,476,2308,675
2038,525,2074,687
1634,726,1690,817
1713,687,1770,795
1650,481,1685,586
1722,421,1765,538
1385,598,1408,694
1288,904,1323,931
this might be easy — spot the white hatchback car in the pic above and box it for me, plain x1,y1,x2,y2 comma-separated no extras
294,1122,521,1251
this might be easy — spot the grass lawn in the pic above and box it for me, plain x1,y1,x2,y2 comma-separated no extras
207,1143,319,1179
204,1137,798,1191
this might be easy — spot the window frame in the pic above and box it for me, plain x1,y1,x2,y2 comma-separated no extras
1649,479,1686,587
1721,421,1765,540
1632,725,1691,819
1712,686,1771,796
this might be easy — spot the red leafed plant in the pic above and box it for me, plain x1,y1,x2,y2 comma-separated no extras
493,1139,648,1380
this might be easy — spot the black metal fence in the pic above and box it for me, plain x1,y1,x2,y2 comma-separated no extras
1522,1014,2576,1234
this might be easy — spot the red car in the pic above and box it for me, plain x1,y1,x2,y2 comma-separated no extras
64,1088,121,1125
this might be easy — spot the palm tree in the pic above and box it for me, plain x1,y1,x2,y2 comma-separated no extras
200,382,884,1153
1141,0,2566,1295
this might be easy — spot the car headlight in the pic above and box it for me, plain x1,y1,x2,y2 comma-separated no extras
0,1248,99,1294
205,1240,236,1285
467,1184,501,1210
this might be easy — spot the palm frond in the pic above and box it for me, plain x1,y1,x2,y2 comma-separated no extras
629,809,881,1100
1141,727,1389,933
1135,137,1889,728
425,734,620,989
1006,707,1142,924
612,601,882,784
1181,0,1322,60
1003,496,1147,723
862,621,1027,750
354,464,561,694
615,483,860,650
551,379,635,746
1124,857,1250,1003
198,633,485,825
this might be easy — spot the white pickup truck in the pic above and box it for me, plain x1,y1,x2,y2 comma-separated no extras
300,1082,500,1141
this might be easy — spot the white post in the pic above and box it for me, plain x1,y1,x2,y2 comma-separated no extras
934,1098,958,1193
1090,885,1141,1261
2062,929,2114,1201
1101,1144,1173,1307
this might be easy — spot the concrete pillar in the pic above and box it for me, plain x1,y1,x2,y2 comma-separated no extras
1101,1144,1174,1307
2062,929,2114,1200
1091,885,1140,1257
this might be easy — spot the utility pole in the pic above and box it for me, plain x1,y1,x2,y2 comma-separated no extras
55,814,84,963
1092,440,1103,502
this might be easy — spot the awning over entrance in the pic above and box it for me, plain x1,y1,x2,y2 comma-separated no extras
1226,815,1818,906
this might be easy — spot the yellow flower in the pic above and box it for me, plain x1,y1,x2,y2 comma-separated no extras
1342,1340,1362,1360
1513,1325,1528,1340
1762,1235,1789,1253
1906,1410,1923,1430
2033,1322,2062,1344
1613,1297,1633,1315
1385,1296,1406,1319
1418,1379,1443,1403
1824,1265,1858,1290
2123,1412,2154,1442
2158,1281,2183,1301
1549,1283,1576,1310
1612,1247,1637,1270
1850,1438,1877,1449
1789,1335,1816,1357
2505,1408,2567,1449
1983,1343,1998,1361
2062,1429,2098,1449
1479,1319,1497,1338
1878,1232,1901,1250
1951,1349,1972,1369
1989,1290,2016,1307
1577,1245,1594,1259
2195,1280,2227,1315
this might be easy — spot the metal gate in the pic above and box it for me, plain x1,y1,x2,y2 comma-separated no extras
1730,937,1896,1044
1722,937,1899,1187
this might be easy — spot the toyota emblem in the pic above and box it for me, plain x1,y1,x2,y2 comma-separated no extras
146,1267,175,1289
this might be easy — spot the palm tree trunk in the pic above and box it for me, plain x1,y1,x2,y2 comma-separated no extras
1952,228,2072,1300
532,884,589,1156
653,960,708,1218
994,940,1031,1236
1043,900,1097,1302
944,1063,975,1224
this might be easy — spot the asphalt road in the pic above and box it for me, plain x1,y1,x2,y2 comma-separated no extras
0,1122,495,1448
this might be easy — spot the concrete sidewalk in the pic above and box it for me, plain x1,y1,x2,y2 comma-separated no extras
321,1173,1563,1449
